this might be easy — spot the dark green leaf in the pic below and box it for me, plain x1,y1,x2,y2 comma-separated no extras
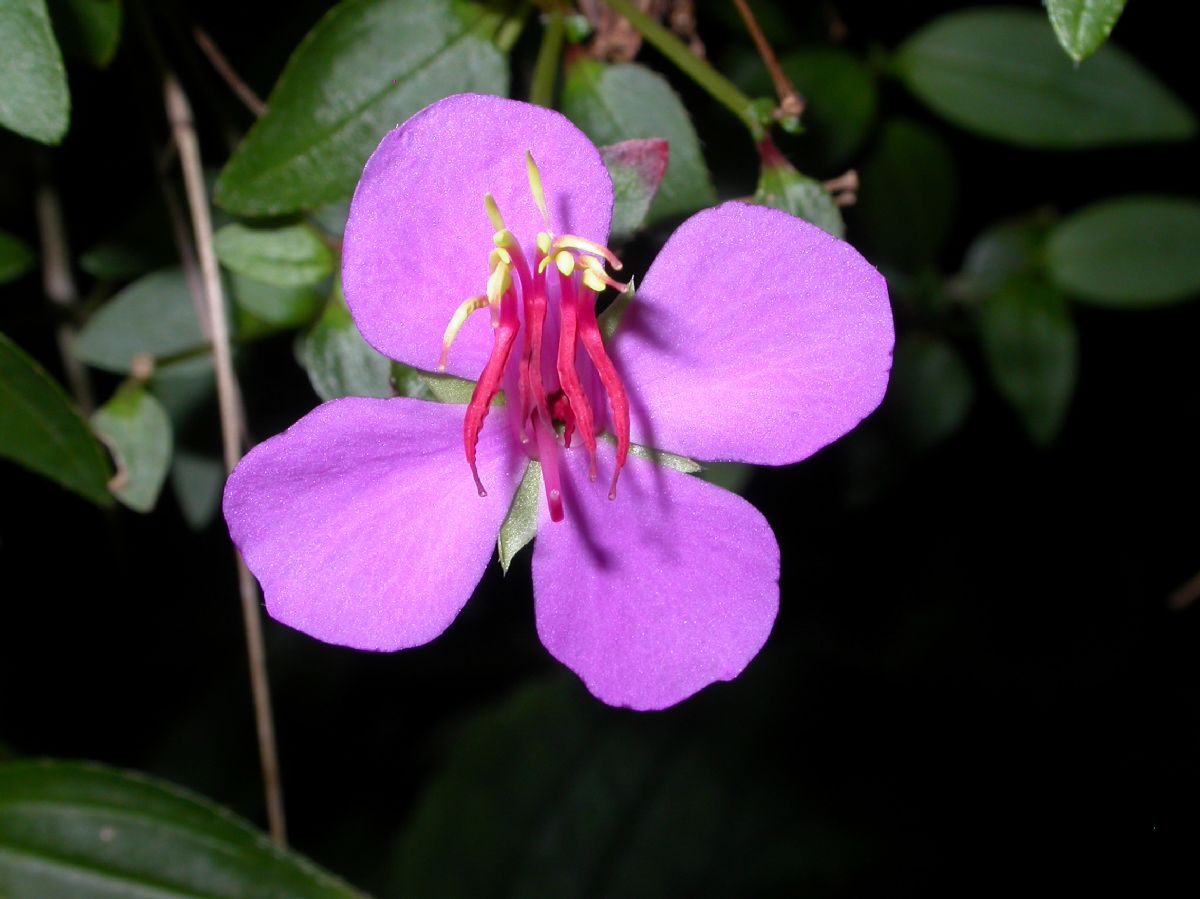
895,8,1195,148
91,384,171,512
754,158,844,238
599,139,669,242
0,231,36,284
46,0,121,68
79,199,177,281
979,277,1077,445
0,330,111,505
231,273,324,334
852,119,955,268
77,268,209,373
171,449,225,530
215,222,335,287
885,333,974,451
958,218,1047,299
1046,0,1126,62
215,0,509,215
1047,196,1200,307
561,59,717,225
497,460,540,573
297,283,392,400
0,0,70,144
779,48,878,168
0,760,363,898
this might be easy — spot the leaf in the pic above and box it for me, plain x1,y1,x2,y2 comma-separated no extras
215,0,510,215
753,157,844,238
0,330,111,505
77,267,209,373
497,460,540,573
231,273,324,335
561,59,717,225
0,231,36,284
778,47,878,168
0,760,363,898
171,449,226,530
852,119,955,269
884,333,974,451
297,283,392,400
1046,196,1200,307
214,222,336,288
599,139,669,242
957,218,1047,299
979,277,1078,446
1046,0,1126,62
895,8,1195,148
0,0,70,144
45,0,122,68
90,384,172,512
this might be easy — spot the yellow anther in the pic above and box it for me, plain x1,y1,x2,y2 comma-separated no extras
582,269,608,293
537,254,552,275
526,151,549,226
439,295,489,370
486,265,512,306
493,229,516,248
484,194,506,231
553,235,623,270
579,254,628,292
536,232,553,256
555,250,576,277
489,247,513,268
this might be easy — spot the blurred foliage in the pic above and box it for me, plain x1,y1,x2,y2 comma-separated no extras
1,0,1197,895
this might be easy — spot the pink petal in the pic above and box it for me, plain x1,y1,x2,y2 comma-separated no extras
532,442,779,710
223,398,525,651
342,94,613,379
613,201,893,464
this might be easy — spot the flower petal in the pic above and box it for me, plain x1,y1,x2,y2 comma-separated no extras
531,442,779,710
342,94,613,379
223,398,525,651
612,202,893,464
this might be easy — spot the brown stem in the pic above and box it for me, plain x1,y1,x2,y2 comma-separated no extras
163,73,287,848
731,0,803,119
193,26,267,117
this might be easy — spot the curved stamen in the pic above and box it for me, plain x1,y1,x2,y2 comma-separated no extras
525,151,550,227
576,283,630,499
464,286,520,497
555,251,598,481
553,235,623,270
438,294,489,371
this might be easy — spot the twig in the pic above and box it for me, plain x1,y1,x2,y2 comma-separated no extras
530,9,566,107
731,0,803,120
34,180,95,415
193,27,267,117
164,73,287,848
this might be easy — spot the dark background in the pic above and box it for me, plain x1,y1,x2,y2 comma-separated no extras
2,0,1197,894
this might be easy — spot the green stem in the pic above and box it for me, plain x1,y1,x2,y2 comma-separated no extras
494,3,531,54
601,0,764,140
530,9,566,107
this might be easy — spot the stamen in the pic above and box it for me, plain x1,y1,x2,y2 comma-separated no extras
464,287,520,497
484,193,506,232
438,294,489,371
576,284,630,499
552,235,623,270
556,262,598,481
526,151,550,227
578,255,628,292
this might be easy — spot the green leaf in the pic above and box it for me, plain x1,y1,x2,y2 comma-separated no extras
884,333,974,451
0,0,70,144
1046,0,1126,62
979,277,1077,446
1046,196,1200,307
778,48,878,168
0,760,363,898
215,0,510,215
215,222,336,288
754,158,844,238
91,383,172,512
77,268,210,373
561,59,717,225
297,283,392,400
46,0,122,68
958,218,1047,299
852,119,955,269
599,139,669,242
497,460,540,573
231,273,324,335
895,8,1195,148
171,449,225,530
0,231,36,284
0,330,111,505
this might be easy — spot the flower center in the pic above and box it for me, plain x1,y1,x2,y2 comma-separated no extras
438,151,630,523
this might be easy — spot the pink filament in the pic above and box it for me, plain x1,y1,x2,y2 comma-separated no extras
556,270,598,481
463,287,520,496
577,285,630,499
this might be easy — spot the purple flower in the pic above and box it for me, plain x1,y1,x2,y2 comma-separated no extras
223,94,893,710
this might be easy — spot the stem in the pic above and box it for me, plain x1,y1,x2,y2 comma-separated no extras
34,179,94,415
601,0,763,140
163,73,288,849
530,9,566,107
731,0,803,119
193,27,267,117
